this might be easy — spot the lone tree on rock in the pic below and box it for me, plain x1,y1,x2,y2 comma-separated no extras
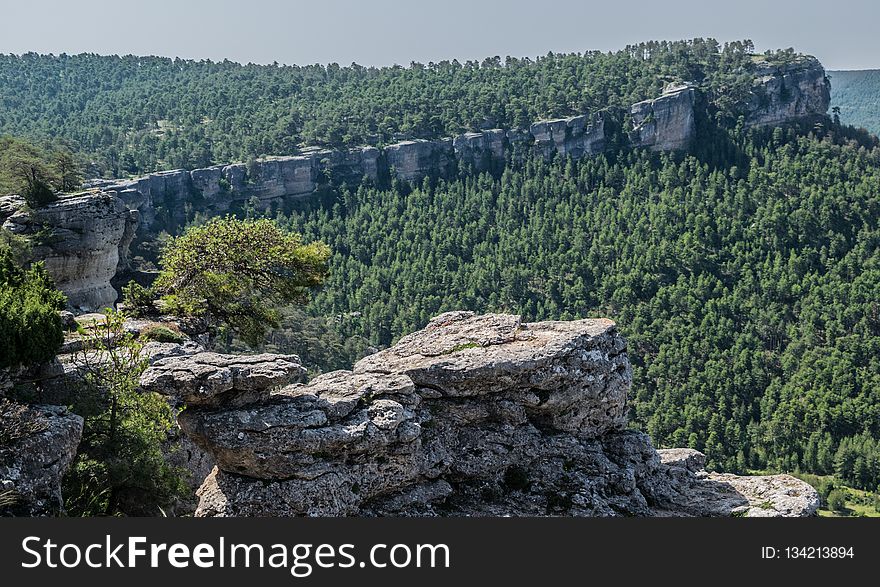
153,216,330,346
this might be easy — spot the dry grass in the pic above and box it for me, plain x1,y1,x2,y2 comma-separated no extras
0,398,47,445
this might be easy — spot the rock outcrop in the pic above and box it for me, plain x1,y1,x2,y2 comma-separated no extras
0,193,135,311
745,57,831,127
0,401,83,516
531,113,607,159
652,448,819,517
630,83,697,151
140,351,307,408
384,139,456,182
142,311,819,517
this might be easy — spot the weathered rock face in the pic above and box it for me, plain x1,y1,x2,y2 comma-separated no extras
0,402,83,516
140,352,307,408
146,311,818,517
1,193,135,311
651,449,820,517
384,139,456,182
453,129,507,171
531,113,607,159
630,83,696,151
745,57,830,127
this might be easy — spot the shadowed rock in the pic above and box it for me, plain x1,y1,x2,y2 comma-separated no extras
651,448,820,517
746,57,830,127
630,83,696,151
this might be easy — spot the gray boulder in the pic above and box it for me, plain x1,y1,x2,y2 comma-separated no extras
154,311,816,518
0,402,83,516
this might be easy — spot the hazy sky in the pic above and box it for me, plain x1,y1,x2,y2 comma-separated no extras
0,0,876,70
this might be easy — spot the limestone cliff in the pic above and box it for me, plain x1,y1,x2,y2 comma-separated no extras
140,312,819,517
530,113,608,159
1,193,136,311
745,56,831,127
630,83,697,150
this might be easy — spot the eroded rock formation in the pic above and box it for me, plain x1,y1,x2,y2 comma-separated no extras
0,193,136,311
746,56,831,127
531,113,608,159
630,83,697,151
141,311,819,517
6,58,830,313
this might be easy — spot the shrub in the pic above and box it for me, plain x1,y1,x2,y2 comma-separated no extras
139,324,184,344
0,137,64,207
0,248,66,368
826,489,848,513
154,216,329,347
121,281,155,318
64,310,187,516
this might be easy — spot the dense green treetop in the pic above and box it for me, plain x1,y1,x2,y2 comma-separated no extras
0,242,66,368
0,136,83,206
151,216,330,346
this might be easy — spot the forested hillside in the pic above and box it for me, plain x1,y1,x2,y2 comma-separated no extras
830,69,880,136
232,120,880,491
0,39,763,176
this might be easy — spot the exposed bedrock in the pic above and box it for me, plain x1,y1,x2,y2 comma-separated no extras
0,402,83,516
11,59,830,313
0,193,135,311
139,351,307,408
530,112,608,159
745,57,831,127
630,83,696,151
141,311,819,517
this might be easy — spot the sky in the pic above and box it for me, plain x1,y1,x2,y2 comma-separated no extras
0,0,876,70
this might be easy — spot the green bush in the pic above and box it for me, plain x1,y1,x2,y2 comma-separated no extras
0,248,66,368
0,136,72,207
63,310,188,516
121,281,155,318
154,216,329,347
827,489,849,513
139,324,184,344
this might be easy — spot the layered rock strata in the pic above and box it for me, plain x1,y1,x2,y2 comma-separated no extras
6,59,830,312
1,193,137,311
630,83,697,151
140,311,819,517
746,57,831,127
